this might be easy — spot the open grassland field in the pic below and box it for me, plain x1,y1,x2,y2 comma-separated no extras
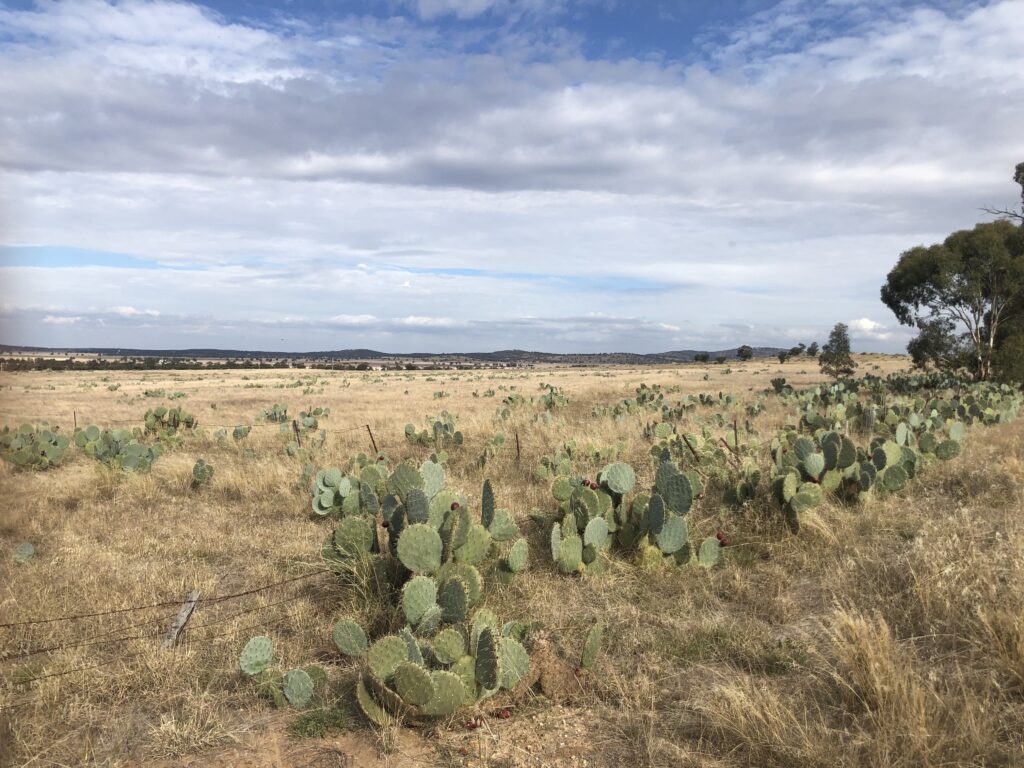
3,354,1024,768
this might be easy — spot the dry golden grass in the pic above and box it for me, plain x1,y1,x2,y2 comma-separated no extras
2,353,1022,767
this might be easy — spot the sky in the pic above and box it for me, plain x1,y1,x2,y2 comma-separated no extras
0,0,1022,353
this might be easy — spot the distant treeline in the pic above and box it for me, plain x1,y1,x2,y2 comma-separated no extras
0,357,510,372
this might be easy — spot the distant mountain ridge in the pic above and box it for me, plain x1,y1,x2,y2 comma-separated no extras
0,344,787,364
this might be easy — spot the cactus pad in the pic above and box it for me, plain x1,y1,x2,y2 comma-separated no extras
656,515,687,555
397,523,443,574
601,462,636,494
454,523,491,565
583,517,609,549
356,674,392,726
334,516,374,555
420,460,444,499
332,619,368,657
557,535,583,574
394,661,435,707
437,577,469,623
402,575,439,626
581,621,604,669
239,635,273,676
432,627,466,665
283,668,314,708
505,538,529,572
499,636,530,690
367,635,409,682
14,542,35,563
475,627,501,691
698,537,722,568
481,479,496,527
487,508,519,542
405,489,429,524
421,670,468,716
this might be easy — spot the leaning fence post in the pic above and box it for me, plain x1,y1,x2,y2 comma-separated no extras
162,590,201,649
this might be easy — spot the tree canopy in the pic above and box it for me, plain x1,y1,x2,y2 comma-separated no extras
881,219,1024,380
819,323,856,378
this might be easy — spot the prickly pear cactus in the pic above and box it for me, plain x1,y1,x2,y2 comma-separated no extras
240,636,273,676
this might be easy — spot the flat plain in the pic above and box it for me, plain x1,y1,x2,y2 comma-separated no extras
2,354,1024,768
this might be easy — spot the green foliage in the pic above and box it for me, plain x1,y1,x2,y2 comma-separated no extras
882,218,1024,380
75,425,161,472
191,458,214,486
1,423,69,470
819,323,857,378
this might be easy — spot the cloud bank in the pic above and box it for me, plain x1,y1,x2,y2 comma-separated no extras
1,0,1021,352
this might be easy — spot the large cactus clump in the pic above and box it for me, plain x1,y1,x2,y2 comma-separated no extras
1,423,70,470
143,405,197,438
259,403,288,423
405,411,463,451
74,425,162,472
336,608,532,724
238,635,326,709
545,456,717,573
532,445,573,483
319,468,528,604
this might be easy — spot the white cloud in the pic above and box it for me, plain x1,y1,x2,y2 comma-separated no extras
1,0,1022,352
42,315,82,324
848,317,896,342
112,306,159,317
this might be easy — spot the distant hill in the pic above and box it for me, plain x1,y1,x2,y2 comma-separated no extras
0,344,787,365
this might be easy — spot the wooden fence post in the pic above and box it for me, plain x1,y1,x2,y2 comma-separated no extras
162,590,201,649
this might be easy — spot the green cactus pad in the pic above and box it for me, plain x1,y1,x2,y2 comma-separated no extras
420,461,445,499
505,538,529,572
654,460,679,496
402,575,439,626
454,523,491,565
793,437,816,461
471,609,498,656
14,542,35,564
803,453,825,480
398,627,424,666
583,517,609,549
601,462,636,494
332,619,368,657
948,422,966,442
881,465,908,492
935,439,960,460
698,537,722,568
663,474,693,515
499,636,530,690
394,661,435,707
334,516,375,555
550,522,562,562
283,668,314,708
451,654,476,694
475,627,501,691
488,508,519,542
405,489,430,524
432,627,466,665
558,535,583,574
656,515,687,555
437,577,469,623
421,670,468,716
397,523,443,575
647,493,666,535
389,463,424,500
581,621,604,669
356,675,392,726
481,479,496,528
239,635,273,676
367,635,409,682
415,605,443,637
552,477,574,502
